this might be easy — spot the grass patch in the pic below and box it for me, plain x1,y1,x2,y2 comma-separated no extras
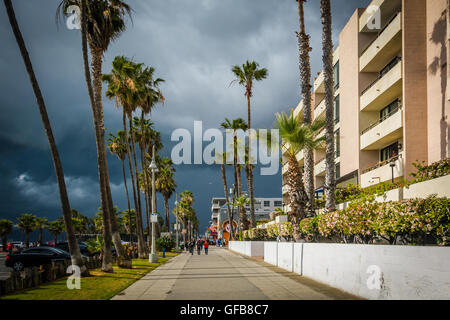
0,251,180,300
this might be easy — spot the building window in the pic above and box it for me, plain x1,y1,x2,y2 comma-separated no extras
274,201,282,207
333,61,340,90
335,163,340,179
264,201,270,207
380,142,399,162
334,95,340,124
380,99,399,121
334,129,340,159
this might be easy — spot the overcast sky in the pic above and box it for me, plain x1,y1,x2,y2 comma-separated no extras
0,0,370,235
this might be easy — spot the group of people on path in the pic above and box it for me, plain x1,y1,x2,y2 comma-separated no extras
185,239,209,255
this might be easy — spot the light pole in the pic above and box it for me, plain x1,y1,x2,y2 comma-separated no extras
149,145,159,263
175,195,179,250
389,158,396,184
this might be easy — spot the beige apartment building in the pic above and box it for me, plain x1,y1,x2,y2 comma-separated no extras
282,0,450,209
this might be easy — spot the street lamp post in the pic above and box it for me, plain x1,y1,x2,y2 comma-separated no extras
175,195,179,250
389,158,396,183
149,145,159,263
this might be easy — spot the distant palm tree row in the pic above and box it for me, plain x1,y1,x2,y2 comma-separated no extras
3,0,198,274
0,209,142,251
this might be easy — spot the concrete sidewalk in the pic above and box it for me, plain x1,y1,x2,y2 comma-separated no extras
112,247,359,300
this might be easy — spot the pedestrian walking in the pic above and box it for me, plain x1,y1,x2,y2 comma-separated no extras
189,240,194,255
196,239,202,255
204,240,209,255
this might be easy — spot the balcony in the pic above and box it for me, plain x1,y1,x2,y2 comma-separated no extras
314,158,326,176
282,163,289,175
296,149,305,164
361,153,404,188
314,97,326,120
360,12,402,72
359,0,402,33
360,57,402,112
314,71,325,94
282,184,290,196
360,107,403,150
294,100,304,119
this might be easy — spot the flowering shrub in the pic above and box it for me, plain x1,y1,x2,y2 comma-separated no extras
243,228,268,241
266,224,279,239
301,196,450,246
278,222,293,238
409,158,450,184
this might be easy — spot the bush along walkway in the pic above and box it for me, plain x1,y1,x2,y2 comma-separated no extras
0,252,180,300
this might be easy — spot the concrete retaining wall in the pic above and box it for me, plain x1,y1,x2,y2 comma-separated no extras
228,241,450,300
229,241,264,257
263,242,278,266
277,243,294,272
337,175,450,209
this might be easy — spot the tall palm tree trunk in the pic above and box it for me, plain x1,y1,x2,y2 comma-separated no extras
4,0,86,274
129,117,147,256
297,0,315,216
104,162,131,267
123,112,146,258
287,155,308,241
221,164,234,240
91,47,114,272
246,96,256,228
80,0,112,272
121,159,133,243
164,196,170,231
320,0,336,213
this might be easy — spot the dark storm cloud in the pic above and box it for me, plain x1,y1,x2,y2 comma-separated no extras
0,0,371,232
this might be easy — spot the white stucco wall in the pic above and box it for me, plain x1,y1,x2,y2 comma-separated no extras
245,241,264,257
264,242,278,266
301,243,450,300
293,243,303,275
229,241,450,300
277,243,294,272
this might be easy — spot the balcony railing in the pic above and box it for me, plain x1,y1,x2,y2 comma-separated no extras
361,106,402,135
315,97,325,110
360,11,402,56
361,56,402,95
362,155,399,175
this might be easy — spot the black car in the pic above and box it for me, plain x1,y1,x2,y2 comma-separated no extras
54,241,97,257
5,247,71,271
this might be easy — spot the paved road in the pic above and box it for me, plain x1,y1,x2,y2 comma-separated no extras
112,247,358,300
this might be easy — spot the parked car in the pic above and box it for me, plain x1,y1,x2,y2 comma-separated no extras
54,241,98,257
5,247,71,271
10,241,24,249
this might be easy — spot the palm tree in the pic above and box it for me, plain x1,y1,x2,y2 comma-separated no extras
296,0,315,216
47,219,65,245
108,130,133,240
231,61,268,228
17,214,37,248
155,158,176,231
103,56,147,259
221,118,248,230
320,0,336,212
275,110,324,240
4,0,86,274
35,217,48,245
216,152,235,240
59,0,132,272
121,209,136,242
0,219,13,252
234,195,250,232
